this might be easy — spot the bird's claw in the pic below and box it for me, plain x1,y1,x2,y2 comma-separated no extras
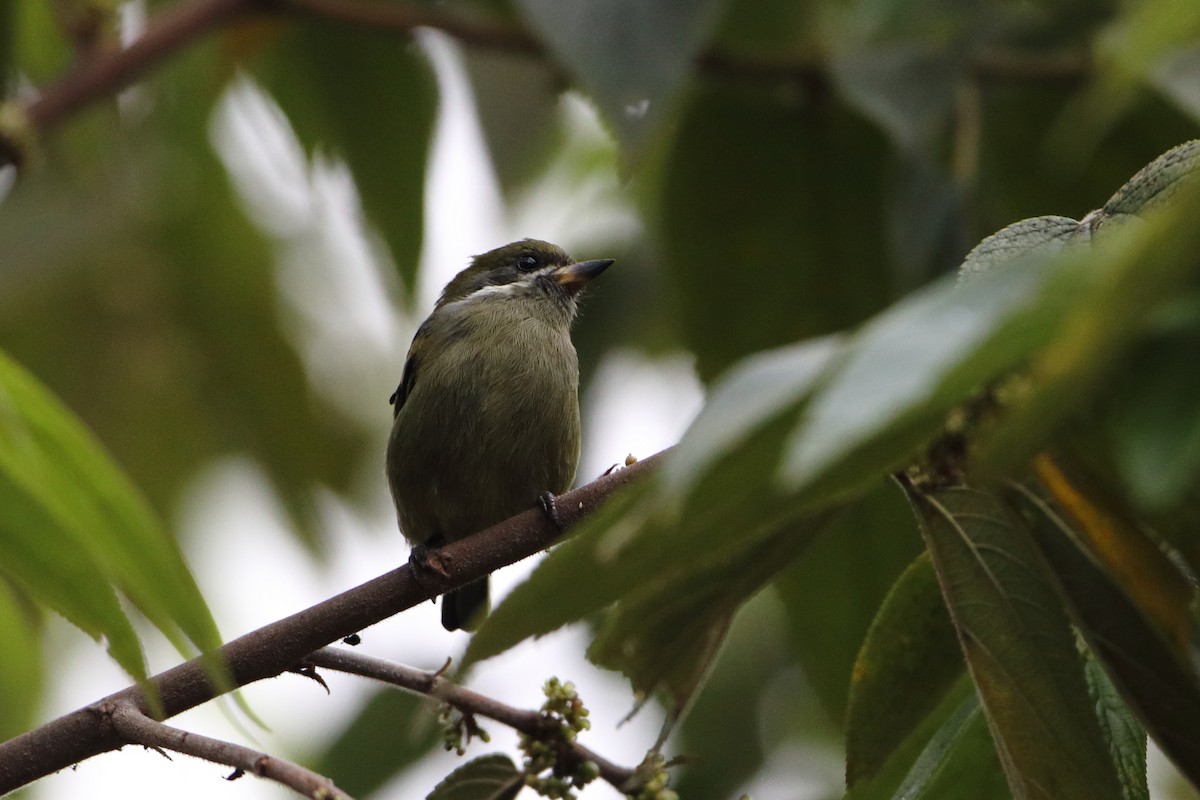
409,543,450,603
537,490,565,532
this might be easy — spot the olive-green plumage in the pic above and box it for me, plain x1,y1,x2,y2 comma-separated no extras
386,239,612,631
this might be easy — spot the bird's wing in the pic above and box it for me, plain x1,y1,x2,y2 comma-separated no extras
389,324,427,417
389,357,417,417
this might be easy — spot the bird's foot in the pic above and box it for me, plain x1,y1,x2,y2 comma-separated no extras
409,543,450,603
537,490,565,533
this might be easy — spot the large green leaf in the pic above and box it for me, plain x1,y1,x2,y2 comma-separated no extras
977,182,1200,476
462,48,561,194
830,45,959,154
587,506,833,716
776,478,923,723
0,579,41,740
907,482,1124,800
8,0,70,85
1013,483,1200,787
1101,139,1200,221
0,350,223,676
780,244,1078,499
1107,332,1200,510
1150,46,1200,123
660,335,842,499
315,687,440,797
253,20,437,298
672,590,805,800
845,682,1009,800
655,80,892,382
463,479,654,667
1030,453,1195,651
1084,656,1149,800
513,0,726,153
957,216,1087,281
465,405,830,670
844,552,962,787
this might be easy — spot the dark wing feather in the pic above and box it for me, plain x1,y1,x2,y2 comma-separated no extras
389,356,418,417
390,324,427,417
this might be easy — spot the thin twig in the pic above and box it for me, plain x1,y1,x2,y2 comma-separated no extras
280,0,542,55
24,0,252,134
0,451,663,795
103,700,353,799
305,647,638,791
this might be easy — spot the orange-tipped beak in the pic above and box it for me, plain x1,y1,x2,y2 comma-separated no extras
554,259,613,294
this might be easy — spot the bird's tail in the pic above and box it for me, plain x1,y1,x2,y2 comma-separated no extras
442,577,490,631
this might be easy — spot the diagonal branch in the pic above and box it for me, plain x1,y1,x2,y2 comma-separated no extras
103,700,353,799
0,450,665,796
305,646,638,792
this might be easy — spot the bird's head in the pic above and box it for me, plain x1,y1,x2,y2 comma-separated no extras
436,239,613,312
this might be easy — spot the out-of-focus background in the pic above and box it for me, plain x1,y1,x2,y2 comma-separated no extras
3,1,1200,798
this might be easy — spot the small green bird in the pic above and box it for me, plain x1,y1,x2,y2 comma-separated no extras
386,239,613,631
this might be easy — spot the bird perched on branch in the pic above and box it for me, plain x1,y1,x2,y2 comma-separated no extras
386,239,613,631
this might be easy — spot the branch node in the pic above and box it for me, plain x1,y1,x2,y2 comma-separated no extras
289,663,331,694
431,656,454,679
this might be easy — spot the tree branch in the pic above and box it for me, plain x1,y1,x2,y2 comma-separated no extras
23,0,249,137
0,0,1091,166
104,700,353,799
0,450,664,795
305,646,638,792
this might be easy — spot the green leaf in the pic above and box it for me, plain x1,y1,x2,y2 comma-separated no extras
845,552,962,786
1084,656,1149,800
660,335,843,500
315,687,440,798
9,0,70,84
1012,483,1200,788
464,479,654,667
427,753,523,800
1031,452,1195,648
462,48,561,193
777,478,924,724
976,176,1200,476
0,349,212,679
513,0,726,153
830,46,959,153
1100,139,1200,221
671,590,800,800
882,693,1006,800
907,482,1124,800
254,21,437,297
781,249,1075,498
655,81,892,381
0,579,42,740
845,682,1009,800
587,506,833,715
956,216,1085,282
1150,46,1200,123
466,405,836,670
0,2,12,86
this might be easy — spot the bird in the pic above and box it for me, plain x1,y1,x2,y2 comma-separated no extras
386,239,613,631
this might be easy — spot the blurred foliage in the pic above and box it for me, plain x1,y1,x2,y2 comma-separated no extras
4,0,1200,799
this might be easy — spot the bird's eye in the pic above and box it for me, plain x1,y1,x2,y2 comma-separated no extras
516,254,539,272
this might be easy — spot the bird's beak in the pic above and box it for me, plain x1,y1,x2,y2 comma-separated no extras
554,259,613,295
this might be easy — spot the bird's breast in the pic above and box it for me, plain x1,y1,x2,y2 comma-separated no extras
387,310,581,542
